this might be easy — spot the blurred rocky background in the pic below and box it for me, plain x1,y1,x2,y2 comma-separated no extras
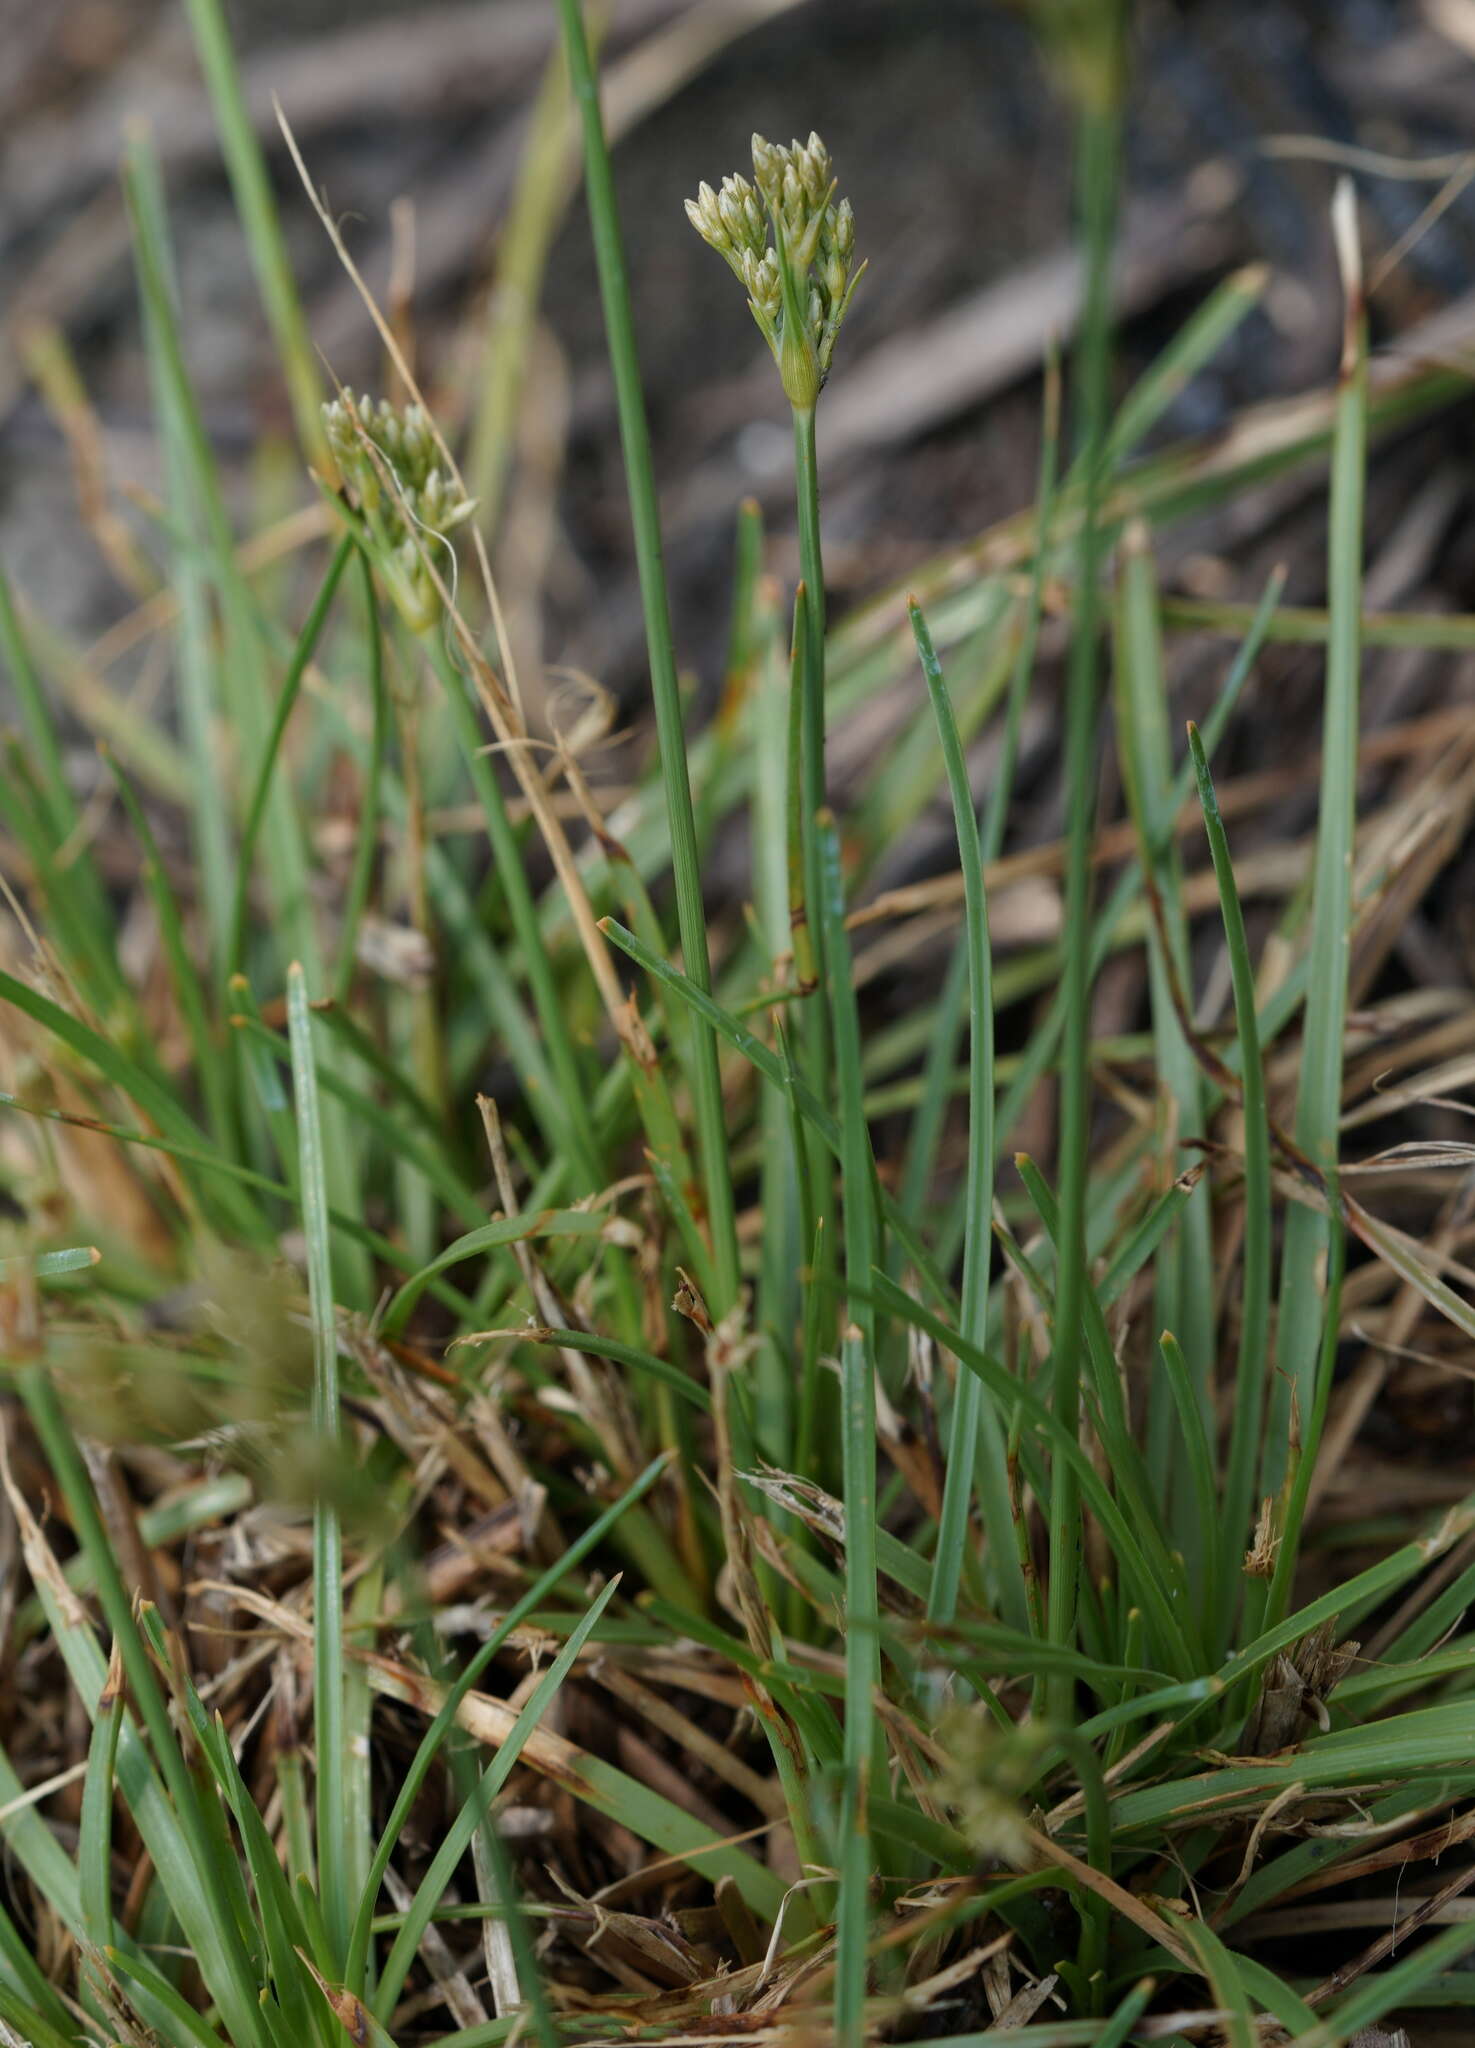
6,0,1475,692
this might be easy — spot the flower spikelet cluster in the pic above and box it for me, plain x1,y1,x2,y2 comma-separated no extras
322,391,476,631
685,131,864,409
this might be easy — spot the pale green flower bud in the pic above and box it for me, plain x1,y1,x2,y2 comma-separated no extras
714,184,743,244
716,185,763,269
404,406,435,482
319,391,475,631
689,128,863,407
833,197,855,261
739,182,766,251
750,132,784,205
743,248,782,323
685,181,728,252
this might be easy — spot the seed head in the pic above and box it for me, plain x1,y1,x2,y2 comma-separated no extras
685,181,726,251
321,389,476,632
685,129,866,408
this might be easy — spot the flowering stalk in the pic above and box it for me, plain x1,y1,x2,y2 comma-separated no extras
322,391,469,1238
554,0,742,1318
322,390,477,634
691,139,871,2043
688,137,864,1494
686,131,865,885
685,132,864,412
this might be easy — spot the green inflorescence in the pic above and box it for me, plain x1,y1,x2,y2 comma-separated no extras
686,131,865,409
322,390,476,631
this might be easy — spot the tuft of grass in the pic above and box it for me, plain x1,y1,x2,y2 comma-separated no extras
0,4,1473,2047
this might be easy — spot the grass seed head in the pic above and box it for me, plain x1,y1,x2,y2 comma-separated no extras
321,389,476,631
686,130,865,409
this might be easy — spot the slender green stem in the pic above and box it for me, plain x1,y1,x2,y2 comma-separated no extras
792,406,827,817
791,403,833,1076
1114,526,1215,1579
816,809,879,2048
791,402,842,1490
1045,67,1124,1725
334,551,388,1007
1188,721,1272,1651
1265,1217,1346,1636
181,0,327,467
228,534,355,979
553,0,739,1313
1268,183,1367,1488
912,601,1027,1635
287,965,349,1970
902,348,1061,1227
104,753,234,1149
752,581,799,1462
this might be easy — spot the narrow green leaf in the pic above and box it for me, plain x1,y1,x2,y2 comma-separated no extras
1270,181,1367,1480
910,599,1025,1634
287,962,350,1969
371,1579,621,2026
552,0,740,1312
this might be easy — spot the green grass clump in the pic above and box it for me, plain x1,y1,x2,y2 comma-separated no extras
0,3,1473,2046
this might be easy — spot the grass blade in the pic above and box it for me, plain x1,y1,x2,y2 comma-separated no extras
14,1376,275,2048
1188,719,1272,1648
910,599,1026,1634
1113,522,1215,1566
228,535,354,977
78,1642,124,1966
286,962,350,1969
334,550,388,1005
370,1579,621,2028
1045,36,1127,1720
1269,180,1367,1482
552,0,739,1312
104,748,234,1146
181,0,326,464
903,347,1061,1228
344,1454,671,1989
815,809,881,2047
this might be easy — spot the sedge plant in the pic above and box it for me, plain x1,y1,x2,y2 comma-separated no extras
0,2,1473,2046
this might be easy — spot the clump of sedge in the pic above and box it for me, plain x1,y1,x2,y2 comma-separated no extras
322,390,476,631
686,131,865,411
